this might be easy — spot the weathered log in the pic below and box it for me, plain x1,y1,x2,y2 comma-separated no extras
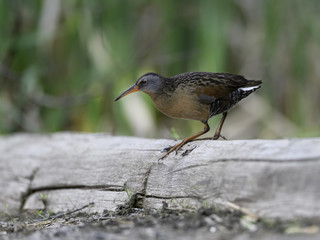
0,133,319,220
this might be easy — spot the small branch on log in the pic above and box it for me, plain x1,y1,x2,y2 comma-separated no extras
225,201,259,221
41,202,95,221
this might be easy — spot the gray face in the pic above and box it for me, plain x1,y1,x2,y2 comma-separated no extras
136,73,162,95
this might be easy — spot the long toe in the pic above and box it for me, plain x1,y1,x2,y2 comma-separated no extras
220,135,227,140
212,134,227,140
159,146,178,160
174,142,186,153
159,140,189,160
159,142,182,159
162,146,171,153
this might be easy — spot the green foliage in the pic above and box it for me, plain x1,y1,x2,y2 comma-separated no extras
0,0,319,138
40,193,48,202
124,185,132,199
170,127,180,140
3,203,10,217
36,209,44,218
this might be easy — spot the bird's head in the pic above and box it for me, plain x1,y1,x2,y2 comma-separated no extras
115,72,163,101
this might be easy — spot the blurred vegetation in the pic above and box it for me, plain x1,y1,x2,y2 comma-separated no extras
0,0,319,139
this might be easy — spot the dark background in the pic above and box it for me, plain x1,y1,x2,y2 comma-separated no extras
1,0,319,139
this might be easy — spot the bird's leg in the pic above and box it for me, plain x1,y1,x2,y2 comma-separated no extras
197,112,228,141
212,111,228,140
160,122,210,160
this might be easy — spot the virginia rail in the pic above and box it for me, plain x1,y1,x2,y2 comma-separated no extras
115,72,262,159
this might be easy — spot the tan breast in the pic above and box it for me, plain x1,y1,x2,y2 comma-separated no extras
149,89,211,122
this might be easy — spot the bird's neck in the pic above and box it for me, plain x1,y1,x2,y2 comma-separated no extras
143,77,175,109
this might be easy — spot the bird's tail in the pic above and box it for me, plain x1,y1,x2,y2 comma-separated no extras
210,81,262,117
245,80,262,87
238,79,262,93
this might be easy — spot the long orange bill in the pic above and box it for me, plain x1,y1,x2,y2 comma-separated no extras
114,85,139,101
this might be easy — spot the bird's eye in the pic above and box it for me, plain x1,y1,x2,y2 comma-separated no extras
140,80,147,85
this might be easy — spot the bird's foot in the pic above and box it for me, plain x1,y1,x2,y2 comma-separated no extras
212,134,227,140
159,141,187,160
161,145,173,153
196,134,227,141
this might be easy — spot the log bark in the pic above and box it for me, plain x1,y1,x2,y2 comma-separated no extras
1,133,320,220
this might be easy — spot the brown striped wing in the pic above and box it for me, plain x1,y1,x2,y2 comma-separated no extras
196,84,237,104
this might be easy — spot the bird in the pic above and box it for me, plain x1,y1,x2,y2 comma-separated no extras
115,72,262,159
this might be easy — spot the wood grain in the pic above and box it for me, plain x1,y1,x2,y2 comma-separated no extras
0,133,319,220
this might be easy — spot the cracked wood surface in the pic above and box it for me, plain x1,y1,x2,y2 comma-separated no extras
0,133,320,220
